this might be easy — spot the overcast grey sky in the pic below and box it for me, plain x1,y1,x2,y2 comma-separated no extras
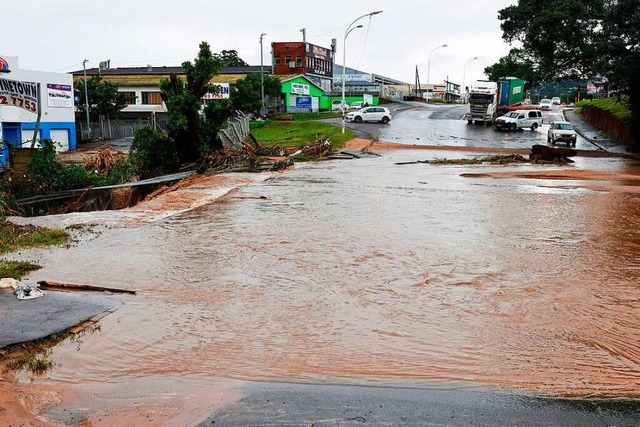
5,0,516,87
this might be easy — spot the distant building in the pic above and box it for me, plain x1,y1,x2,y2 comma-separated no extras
271,42,334,92
71,65,267,120
332,65,410,100
0,55,76,166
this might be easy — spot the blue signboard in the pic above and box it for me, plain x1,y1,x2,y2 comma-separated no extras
295,96,312,108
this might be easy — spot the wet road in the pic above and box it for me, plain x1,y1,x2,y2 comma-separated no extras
5,105,640,425
10,147,640,424
342,102,618,152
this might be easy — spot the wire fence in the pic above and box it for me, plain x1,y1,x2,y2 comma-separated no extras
76,114,249,148
77,115,168,141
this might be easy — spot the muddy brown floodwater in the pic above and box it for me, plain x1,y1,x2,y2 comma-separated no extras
4,147,640,425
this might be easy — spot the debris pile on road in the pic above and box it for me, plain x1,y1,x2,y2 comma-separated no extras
196,147,293,174
396,154,529,166
196,135,334,173
530,144,577,164
83,147,128,174
298,135,333,159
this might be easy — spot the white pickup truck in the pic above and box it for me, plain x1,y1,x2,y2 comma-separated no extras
494,109,544,131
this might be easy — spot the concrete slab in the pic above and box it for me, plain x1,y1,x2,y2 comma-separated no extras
0,290,119,348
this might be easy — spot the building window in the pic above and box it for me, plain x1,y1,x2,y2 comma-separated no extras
141,92,162,105
275,56,281,66
119,91,136,105
296,56,302,67
285,56,291,66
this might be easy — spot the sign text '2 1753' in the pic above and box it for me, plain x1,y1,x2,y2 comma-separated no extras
0,95,37,112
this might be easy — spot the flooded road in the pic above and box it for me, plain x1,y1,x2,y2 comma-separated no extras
11,148,640,423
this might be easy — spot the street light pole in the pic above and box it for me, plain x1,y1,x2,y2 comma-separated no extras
462,56,478,103
426,44,447,101
260,33,266,117
341,10,383,134
82,59,91,139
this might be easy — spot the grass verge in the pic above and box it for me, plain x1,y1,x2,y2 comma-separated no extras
0,221,71,279
251,120,355,150
0,222,70,254
576,98,630,121
0,260,42,279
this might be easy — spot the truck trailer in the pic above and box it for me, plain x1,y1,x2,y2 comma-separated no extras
466,78,525,125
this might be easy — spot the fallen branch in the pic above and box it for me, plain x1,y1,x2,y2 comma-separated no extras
37,280,137,295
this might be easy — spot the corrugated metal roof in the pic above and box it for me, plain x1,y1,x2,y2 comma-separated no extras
72,73,258,86
70,65,266,76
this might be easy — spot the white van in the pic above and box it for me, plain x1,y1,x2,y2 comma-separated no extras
494,109,544,131
331,100,347,111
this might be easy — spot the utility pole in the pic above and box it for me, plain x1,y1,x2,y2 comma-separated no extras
82,59,91,139
260,33,266,117
300,28,306,42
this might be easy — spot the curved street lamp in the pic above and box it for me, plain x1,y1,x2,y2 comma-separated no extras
426,44,447,101
341,10,383,134
462,56,478,103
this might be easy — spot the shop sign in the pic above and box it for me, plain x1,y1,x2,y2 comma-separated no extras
307,43,329,60
291,83,310,95
0,57,10,72
334,74,372,83
47,83,73,108
295,97,312,108
0,77,38,113
202,83,230,100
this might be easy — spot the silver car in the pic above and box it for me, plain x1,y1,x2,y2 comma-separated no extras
547,121,577,146
540,99,553,110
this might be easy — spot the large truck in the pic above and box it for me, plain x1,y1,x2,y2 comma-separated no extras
466,77,526,125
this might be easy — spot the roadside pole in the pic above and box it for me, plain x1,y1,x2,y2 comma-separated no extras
29,83,41,149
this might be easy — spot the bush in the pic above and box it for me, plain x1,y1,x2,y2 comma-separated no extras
130,126,180,179
4,141,136,204
10,141,103,197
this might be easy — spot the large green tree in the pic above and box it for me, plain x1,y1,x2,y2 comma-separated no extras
159,42,231,162
74,76,129,120
484,48,540,85
491,0,640,144
215,50,248,67
230,73,282,115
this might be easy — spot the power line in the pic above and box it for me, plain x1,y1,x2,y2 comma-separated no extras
356,17,373,69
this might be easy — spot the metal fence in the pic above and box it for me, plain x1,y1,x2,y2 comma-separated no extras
219,114,250,149
76,114,249,148
77,115,167,141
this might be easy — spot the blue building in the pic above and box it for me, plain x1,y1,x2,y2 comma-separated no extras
0,55,76,166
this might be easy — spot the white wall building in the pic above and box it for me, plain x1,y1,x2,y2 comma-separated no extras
0,55,76,165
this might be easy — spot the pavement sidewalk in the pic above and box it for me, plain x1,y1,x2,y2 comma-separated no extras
563,108,632,154
0,289,119,349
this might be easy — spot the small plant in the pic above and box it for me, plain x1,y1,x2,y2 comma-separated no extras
0,222,70,254
8,347,54,375
0,259,41,279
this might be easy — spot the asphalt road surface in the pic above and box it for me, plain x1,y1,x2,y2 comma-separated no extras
338,101,617,152
198,381,640,426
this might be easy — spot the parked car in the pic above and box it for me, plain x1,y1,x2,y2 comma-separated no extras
551,97,561,105
345,106,392,124
547,121,577,146
494,109,543,131
331,100,348,112
349,101,364,110
539,99,553,110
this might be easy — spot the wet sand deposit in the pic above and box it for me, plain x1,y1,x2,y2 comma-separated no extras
2,141,639,425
